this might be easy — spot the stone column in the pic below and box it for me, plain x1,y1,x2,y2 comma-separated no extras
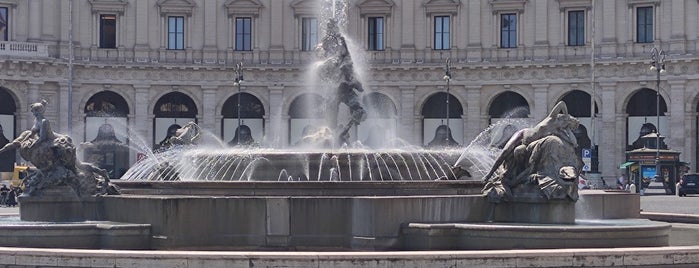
532,84,549,122
57,82,70,135
668,80,686,156
464,85,482,142
132,84,151,147
599,82,617,178
399,85,416,144
268,85,284,147
201,85,218,132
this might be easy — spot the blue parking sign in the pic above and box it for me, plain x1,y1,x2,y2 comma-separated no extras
582,148,592,159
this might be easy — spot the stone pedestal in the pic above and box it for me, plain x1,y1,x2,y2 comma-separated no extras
491,197,576,224
19,186,101,222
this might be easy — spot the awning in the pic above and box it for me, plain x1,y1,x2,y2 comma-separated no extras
619,162,636,169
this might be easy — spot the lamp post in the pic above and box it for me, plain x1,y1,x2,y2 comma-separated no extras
443,58,452,145
233,62,244,133
649,47,666,192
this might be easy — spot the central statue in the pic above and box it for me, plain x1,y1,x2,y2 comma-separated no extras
316,18,367,145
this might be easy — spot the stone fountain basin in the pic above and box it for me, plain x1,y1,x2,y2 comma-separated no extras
10,183,661,251
402,219,671,250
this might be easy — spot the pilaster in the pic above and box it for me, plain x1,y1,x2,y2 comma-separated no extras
201,85,218,132
465,85,482,142
532,84,549,122
399,85,416,144
268,85,285,147
132,84,151,144
599,82,617,178
668,80,686,158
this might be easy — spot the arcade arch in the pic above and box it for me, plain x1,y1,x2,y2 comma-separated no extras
421,92,463,147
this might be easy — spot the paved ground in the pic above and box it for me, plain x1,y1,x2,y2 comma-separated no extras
639,181,699,215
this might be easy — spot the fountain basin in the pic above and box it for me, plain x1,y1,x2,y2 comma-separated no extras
9,182,658,250
402,219,670,250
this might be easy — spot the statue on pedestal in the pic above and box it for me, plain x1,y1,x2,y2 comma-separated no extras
0,100,119,196
481,101,581,203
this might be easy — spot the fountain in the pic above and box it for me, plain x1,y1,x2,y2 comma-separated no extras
0,1,678,264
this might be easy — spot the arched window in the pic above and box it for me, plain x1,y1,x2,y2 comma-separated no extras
626,88,667,149
84,91,129,117
288,93,325,145
82,91,130,179
0,87,17,173
221,93,265,146
488,91,529,119
421,92,463,147
359,92,397,148
153,92,198,148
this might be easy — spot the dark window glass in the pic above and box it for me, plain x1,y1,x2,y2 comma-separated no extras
368,17,384,51
99,14,117,48
422,92,463,118
153,92,198,118
222,92,265,118
501,13,517,48
637,7,653,43
235,17,252,51
302,17,318,51
85,91,129,117
168,16,185,50
568,10,585,46
0,7,8,41
434,16,450,50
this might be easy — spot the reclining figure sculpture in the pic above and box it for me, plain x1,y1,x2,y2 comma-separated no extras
481,101,582,203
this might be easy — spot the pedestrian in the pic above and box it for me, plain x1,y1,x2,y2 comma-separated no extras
0,184,9,206
6,187,17,207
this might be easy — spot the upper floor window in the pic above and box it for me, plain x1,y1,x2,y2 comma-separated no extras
99,14,117,48
167,16,184,50
368,17,384,51
235,17,252,51
434,16,450,50
637,6,653,43
0,7,8,41
567,10,584,46
301,17,317,51
500,13,517,48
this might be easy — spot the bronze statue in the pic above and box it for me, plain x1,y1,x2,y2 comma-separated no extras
481,101,582,203
0,100,118,196
316,18,367,145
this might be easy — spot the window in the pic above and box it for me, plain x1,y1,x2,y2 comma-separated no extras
301,17,317,51
235,17,252,51
99,14,117,48
501,13,517,48
568,10,584,46
368,17,384,51
434,16,450,50
0,7,7,41
167,16,184,50
637,6,653,43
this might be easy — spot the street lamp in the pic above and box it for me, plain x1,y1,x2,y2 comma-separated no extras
649,47,666,192
443,58,452,145
233,62,244,133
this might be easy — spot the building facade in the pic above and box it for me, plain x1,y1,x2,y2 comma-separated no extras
0,0,699,181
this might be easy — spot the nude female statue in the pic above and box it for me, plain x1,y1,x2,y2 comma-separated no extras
482,101,579,182
0,100,54,154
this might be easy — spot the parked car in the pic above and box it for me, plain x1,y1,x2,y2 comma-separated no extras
678,173,699,197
